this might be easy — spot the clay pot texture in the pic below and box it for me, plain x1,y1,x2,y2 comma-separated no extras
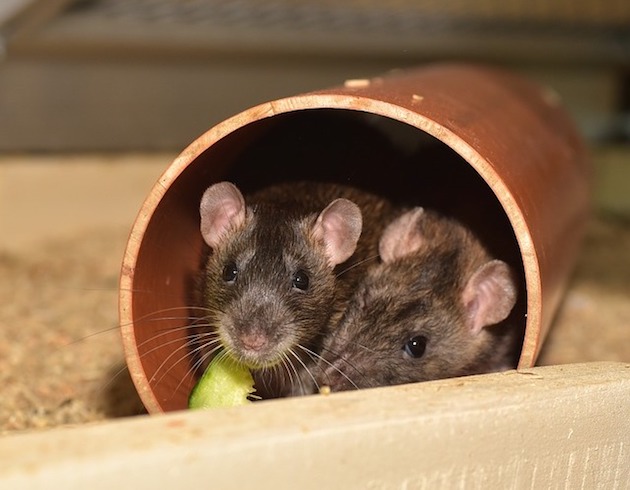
119,63,591,413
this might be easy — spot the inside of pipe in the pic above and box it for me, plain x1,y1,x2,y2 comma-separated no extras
223,108,525,299
206,109,527,370
135,108,527,410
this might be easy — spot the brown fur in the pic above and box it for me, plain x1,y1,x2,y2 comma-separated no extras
307,207,521,393
197,181,395,398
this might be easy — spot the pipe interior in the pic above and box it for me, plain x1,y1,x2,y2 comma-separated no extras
132,108,527,411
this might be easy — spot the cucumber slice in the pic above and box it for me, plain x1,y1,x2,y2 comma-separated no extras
188,355,255,409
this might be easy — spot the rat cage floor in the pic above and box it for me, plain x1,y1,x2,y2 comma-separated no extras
0,148,629,435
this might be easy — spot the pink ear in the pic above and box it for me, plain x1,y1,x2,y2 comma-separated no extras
462,260,517,334
199,182,246,248
312,198,362,267
379,207,426,263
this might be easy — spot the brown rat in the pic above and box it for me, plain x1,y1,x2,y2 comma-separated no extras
194,180,395,398
304,206,521,393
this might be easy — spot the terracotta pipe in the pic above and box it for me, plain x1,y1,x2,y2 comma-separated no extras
119,63,592,413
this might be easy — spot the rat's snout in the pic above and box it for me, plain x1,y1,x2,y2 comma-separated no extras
222,290,288,363
238,329,269,352
228,323,280,368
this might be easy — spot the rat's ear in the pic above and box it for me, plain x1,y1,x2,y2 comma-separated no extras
312,198,362,267
199,182,246,248
462,260,517,334
379,207,426,263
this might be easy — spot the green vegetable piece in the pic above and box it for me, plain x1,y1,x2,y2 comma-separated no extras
188,355,255,409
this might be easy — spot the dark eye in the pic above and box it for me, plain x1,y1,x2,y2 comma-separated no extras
292,270,310,291
404,335,427,358
222,261,238,283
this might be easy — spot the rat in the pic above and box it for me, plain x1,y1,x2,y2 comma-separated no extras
193,180,395,398
304,206,521,393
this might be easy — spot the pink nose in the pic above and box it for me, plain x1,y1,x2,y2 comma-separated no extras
240,332,268,352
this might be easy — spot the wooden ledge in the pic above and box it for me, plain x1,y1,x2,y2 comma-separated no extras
1,361,629,489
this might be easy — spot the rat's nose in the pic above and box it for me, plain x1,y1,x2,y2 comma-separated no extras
240,331,268,352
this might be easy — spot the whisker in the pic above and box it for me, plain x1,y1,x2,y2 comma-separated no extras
91,323,215,397
285,350,305,395
132,321,214,352
288,347,319,395
64,305,214,347
152,336,226,403
130,305,215,324
297,344,361,391
148,332,220,387
257,364,274,398
278,352,296,392
354,342,378,355
319,327,381,356
58,285,195,296
173,342,224,398
95,362,140,397
335,253,380,279
61,325,123,347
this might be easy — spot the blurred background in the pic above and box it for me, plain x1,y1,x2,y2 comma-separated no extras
0,0,629,433
1,0,629,150
1,0,629,244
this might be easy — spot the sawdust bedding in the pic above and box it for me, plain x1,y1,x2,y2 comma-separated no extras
1,214,629,435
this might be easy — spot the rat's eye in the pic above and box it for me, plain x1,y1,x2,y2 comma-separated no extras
222,261,238,283
292,270,310,291
404,335,427,358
